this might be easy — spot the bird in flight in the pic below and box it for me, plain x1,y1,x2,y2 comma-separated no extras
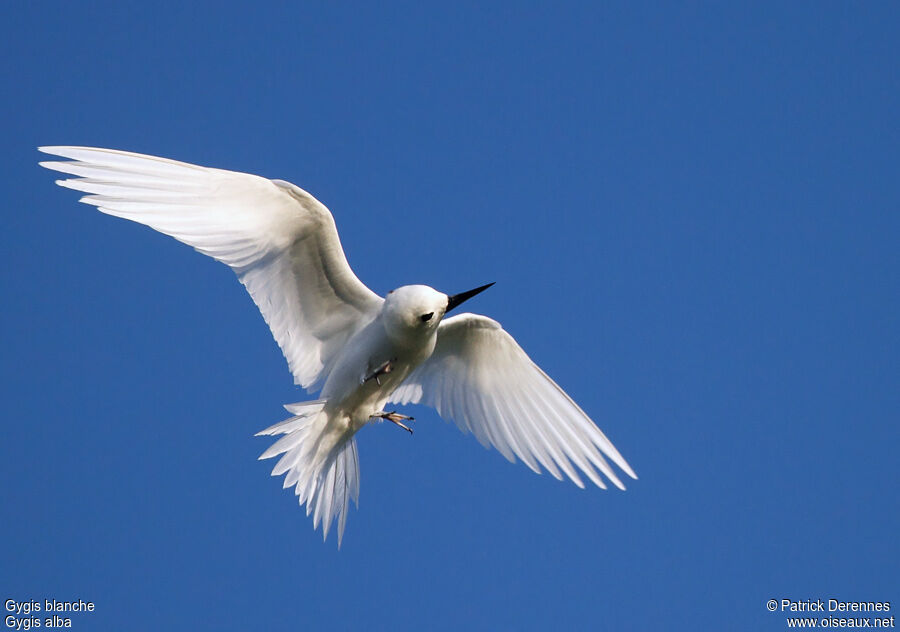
39,146,637,546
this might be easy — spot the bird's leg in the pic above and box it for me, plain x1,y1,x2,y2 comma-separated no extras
370,411,415,434
362,358,397,386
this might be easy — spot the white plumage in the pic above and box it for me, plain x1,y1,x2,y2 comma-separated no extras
391,314,634,490
39,146,637,546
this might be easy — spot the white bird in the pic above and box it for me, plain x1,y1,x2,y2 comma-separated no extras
39,146,637,546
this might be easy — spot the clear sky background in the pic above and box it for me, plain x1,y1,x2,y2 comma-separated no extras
1,2,897,630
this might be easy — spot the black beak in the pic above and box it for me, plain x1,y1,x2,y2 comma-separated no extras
446,282,495,313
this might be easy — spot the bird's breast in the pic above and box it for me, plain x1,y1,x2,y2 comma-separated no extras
319,320,436,426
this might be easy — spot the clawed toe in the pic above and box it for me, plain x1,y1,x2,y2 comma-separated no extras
362,359,397,386
370,410,415,434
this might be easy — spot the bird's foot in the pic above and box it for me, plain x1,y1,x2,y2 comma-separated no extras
362,359,397,386
370,410,415,434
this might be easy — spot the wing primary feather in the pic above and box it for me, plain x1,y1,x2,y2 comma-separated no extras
520,381,612,489
392,313,636,490
509,381,586,488
485,394,544,475
40,146,383,390
469,363,527,465
534,365,638,480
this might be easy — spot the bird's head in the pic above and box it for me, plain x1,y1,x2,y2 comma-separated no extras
382,283,494,342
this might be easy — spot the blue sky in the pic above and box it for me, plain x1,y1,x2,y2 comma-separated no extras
2,2,897,630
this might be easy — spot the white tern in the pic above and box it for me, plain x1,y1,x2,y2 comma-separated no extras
39,146,637,546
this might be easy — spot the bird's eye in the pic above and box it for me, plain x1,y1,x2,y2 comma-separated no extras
420,312,434,323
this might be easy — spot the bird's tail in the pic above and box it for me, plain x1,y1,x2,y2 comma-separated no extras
256,400,360,547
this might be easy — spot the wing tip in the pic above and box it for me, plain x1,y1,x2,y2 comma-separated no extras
620,462,638,481
38,145,79,157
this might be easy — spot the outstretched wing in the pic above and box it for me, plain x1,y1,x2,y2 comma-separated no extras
39,146,382,390
390,313,637,489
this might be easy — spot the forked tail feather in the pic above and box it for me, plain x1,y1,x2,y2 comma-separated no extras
256,400,360,547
